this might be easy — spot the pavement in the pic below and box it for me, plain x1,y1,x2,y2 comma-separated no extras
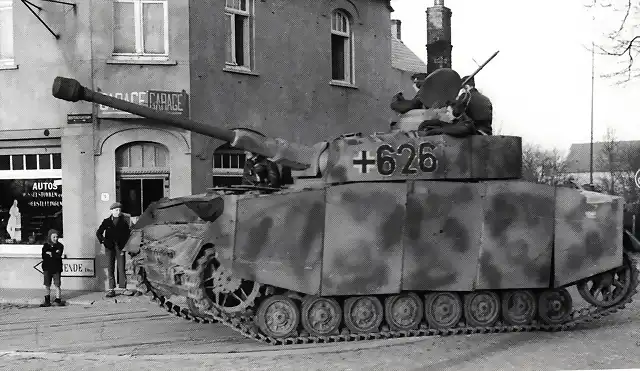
0,288,151,307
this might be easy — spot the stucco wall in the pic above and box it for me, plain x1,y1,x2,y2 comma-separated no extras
0,1,93,130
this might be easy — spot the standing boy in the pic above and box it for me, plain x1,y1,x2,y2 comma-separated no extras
40,229,64,307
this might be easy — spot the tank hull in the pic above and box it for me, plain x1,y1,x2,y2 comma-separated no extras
126,180,636,345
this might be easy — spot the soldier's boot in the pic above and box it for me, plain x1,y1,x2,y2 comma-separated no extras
40,295,51,307
105,290,116,298
53,298,65,306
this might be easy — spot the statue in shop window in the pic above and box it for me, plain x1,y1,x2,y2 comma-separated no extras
6,199,21,242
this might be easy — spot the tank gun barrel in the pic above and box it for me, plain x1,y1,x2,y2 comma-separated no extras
52,77,320,172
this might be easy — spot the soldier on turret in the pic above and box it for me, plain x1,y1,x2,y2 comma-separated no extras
390,73,428,113
456,75,493,135
241,151,282,188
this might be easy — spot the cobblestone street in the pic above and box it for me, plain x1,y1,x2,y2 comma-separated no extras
0,294,638,371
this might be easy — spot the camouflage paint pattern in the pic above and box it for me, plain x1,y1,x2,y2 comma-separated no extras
471,136,522,179
323,134,522,184
126,180,625,299
321,183,406,296
233,189,326,295
554,188,624,287
475,181,554,289
205,192,239,269
402,181,485,292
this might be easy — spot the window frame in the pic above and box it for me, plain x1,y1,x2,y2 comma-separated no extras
0,0,15,69
330,9,355,85
224,0,255,72
212,148,246,177
112,0,170,61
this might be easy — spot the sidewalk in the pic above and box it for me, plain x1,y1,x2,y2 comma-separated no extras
0,288,151,306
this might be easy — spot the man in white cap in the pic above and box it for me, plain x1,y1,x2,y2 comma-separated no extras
96,202,134,297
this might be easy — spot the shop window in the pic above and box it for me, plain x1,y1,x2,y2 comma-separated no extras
0,153,63,245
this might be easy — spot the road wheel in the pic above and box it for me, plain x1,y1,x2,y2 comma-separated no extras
424,292,462,329
501,290,537,326
300,296,342,336
384,292,424,331
538,288,572,325
463,291,501,327
256,295,300,338
343,296,384,334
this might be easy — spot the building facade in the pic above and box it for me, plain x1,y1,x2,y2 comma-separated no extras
0,0,191,290
190,0,397,190
0,0,399,290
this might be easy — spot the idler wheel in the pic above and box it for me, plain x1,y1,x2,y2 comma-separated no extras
343,296,384,334
256,295,300,339
577,253,634,308
463,291,501,327
300,296,342,336
384,292,424,331
501,290,537,326
424,292,462,329
538,288,572,325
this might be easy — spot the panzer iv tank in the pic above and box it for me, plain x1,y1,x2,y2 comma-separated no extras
51,70,638,346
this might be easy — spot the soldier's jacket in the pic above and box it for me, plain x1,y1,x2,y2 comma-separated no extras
242,155,281,188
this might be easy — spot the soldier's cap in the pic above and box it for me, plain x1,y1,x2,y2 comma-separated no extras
110,202,122,210
462,75,475,86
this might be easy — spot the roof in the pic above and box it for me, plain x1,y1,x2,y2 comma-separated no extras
391,37,429,75
564,140,640,173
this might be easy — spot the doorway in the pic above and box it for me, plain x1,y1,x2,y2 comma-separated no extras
119,178,165,217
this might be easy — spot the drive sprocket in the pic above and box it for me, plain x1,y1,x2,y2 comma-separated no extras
188,247,261,316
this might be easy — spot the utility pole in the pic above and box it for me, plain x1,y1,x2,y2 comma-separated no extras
590,40,595,185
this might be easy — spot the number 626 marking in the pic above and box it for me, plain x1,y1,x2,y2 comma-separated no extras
376,142,438,176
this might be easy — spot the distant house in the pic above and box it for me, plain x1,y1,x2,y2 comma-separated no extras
563,140,640,188
390,20,430,98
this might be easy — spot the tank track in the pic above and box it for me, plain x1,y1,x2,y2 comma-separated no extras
136,252,640,346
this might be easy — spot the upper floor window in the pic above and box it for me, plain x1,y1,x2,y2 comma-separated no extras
225,0,254,70
0,0,14,67
113,0,169,60
331,9,354,84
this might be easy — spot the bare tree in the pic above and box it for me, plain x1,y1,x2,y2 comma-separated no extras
585,0,640,83
596,127,622,194
521,143,571,186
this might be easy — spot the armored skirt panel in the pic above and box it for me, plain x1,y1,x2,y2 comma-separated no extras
230,181,624,296
553,188,623,287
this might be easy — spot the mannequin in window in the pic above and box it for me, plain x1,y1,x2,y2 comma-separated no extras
6,199,21,242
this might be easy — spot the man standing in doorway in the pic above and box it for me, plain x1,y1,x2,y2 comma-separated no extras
96,202,134,297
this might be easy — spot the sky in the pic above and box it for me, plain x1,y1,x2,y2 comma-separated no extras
390,0,640,154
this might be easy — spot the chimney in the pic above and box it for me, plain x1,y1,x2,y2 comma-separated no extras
391,19,401,40
426,0,452,73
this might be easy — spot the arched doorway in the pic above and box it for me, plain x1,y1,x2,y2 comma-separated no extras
115,141,169,222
